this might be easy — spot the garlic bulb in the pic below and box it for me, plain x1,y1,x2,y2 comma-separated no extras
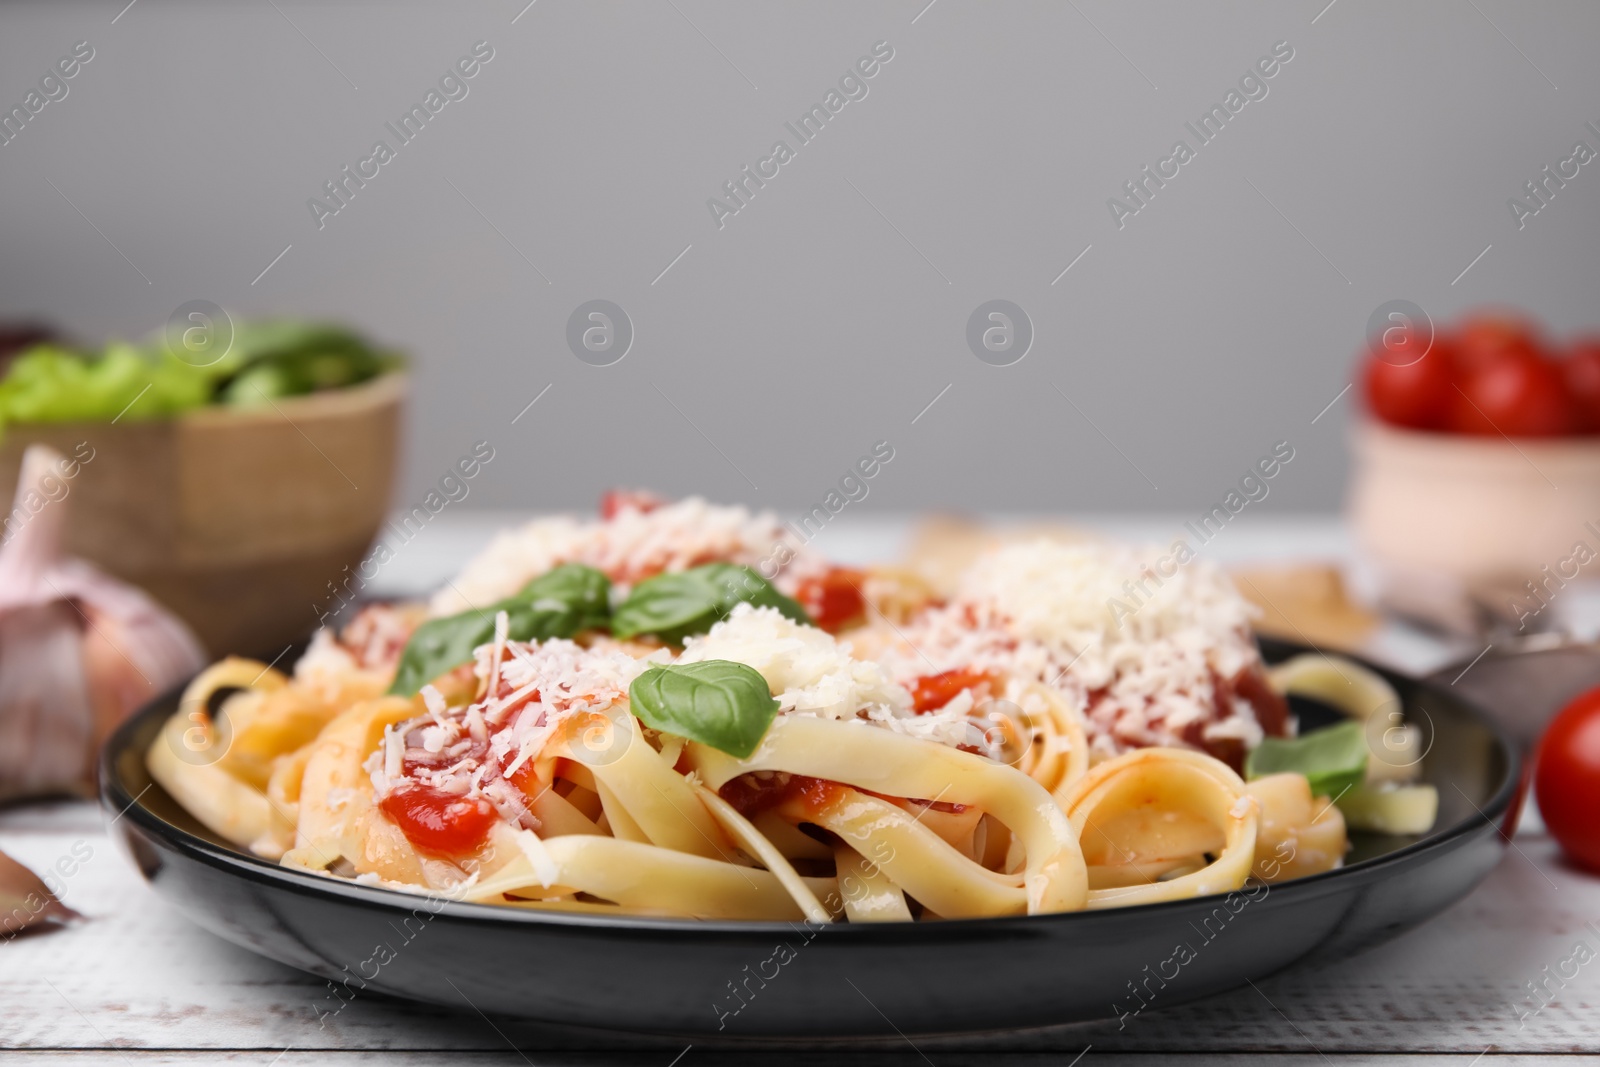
0,445,206,801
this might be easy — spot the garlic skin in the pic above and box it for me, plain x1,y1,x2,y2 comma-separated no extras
0,845,81,937
0,445,206,801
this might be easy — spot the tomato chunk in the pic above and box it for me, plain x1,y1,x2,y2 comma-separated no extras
910,668,996,713
796,567,868,633
379,785,499,858
719,772,847,818
600,489,665,520
792,775,850,815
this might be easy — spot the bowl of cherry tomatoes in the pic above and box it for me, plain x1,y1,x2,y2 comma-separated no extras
1349,311,1600,595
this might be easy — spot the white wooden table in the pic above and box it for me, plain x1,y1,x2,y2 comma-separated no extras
3,513,1598,1066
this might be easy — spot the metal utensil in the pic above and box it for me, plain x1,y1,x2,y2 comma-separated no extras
1428,637,1600,748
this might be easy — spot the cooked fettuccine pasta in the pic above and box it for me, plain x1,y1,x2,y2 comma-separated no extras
150,494,1402,922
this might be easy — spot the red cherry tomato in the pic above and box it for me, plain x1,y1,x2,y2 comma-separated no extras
1447,349,1576,437
1563,340,1600,433
795,567,868,633
1361,341,1455,429
379,785,499,858
1535,686,1600,872
1455,312,1543,374
599,489,665,520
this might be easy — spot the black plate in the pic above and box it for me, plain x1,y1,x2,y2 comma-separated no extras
100,638,1521,1038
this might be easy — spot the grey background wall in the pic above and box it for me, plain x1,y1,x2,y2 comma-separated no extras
1,1,1595,516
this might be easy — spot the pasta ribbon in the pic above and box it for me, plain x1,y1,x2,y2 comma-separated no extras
147,658,299,858
1008,682,1090,803
1061,748,1259,909
283,697,429,884
688,716,1089,915
1243,772,1346,882
463,831,838,921
545,707,731,862
833,843,912,923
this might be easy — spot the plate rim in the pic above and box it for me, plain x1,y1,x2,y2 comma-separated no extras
102,638,1523,940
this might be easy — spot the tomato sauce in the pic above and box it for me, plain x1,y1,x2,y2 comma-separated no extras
1207,665,1290,771
378,785,499,857
599,489,665,520
1231,665,1290,738
861,787,968,816
795,567,868,633
718,773,851,819
718,772,963,820
1082,665,1288,772
909,668,997,713
719,773,799,817
383,688,551,857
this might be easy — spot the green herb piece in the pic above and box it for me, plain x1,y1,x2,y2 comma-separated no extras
0,343,210,424
609,563,810,643
1245,720,1369,800
222,362,300,405
628,660,780,758
387,563,612,696
1335,783,1439,835
217,322,396,408
0,319,404,435
520,561,613,633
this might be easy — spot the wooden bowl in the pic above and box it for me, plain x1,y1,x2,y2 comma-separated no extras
1348,419,1600,588
0,372,405,657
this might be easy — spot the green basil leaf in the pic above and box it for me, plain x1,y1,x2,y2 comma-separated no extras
387,613,498,697
387,564,611,696
609,563,810,643
628,660,780,758
608,569,724,642
521,562,612,632
1244,720,1368,799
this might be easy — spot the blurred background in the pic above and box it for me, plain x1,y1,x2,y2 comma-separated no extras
3,0,1595,515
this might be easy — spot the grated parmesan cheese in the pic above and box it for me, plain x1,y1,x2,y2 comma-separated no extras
364,633,657,836
679,604,973,749
297,603,422,689
421,685,448,720
955,539,1255,685
514,828,560,888
383,726,403,782
882,539,1270,761
429,497,827,616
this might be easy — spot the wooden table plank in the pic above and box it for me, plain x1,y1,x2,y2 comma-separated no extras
2,810,1598,1056
3,1056,1599,1066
